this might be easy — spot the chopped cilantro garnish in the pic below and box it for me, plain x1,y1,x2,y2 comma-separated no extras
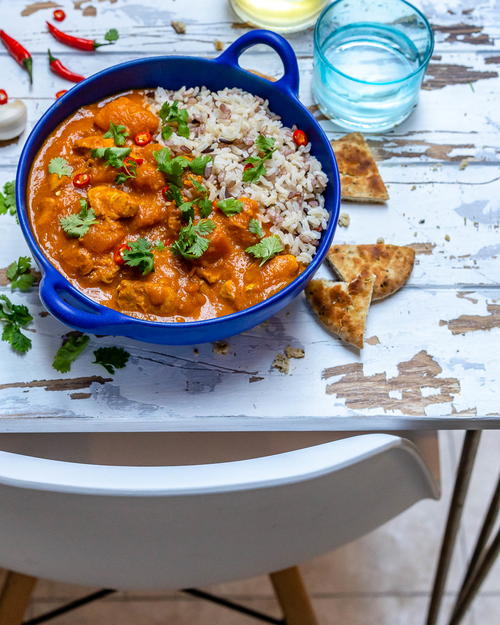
216,198,243,216
154,147,190,186
91,146,131,169
246,235,283,266
242,134,276,183
248,218,264,238
170,219,216,260
178,200,195,221
0,180,16,217
93,346,130,374
190,177,208,195
121,238,156,275
6,256,34,292
0,294,32,354
104,28,119,43
52,332,90,373
60,199,98,238
48,157,73,178
198,198,212,218
165,184,184,206
104,122,129,146
159,100,190,139
189,155,212,176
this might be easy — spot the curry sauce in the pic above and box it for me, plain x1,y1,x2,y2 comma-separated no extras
28,91,302,322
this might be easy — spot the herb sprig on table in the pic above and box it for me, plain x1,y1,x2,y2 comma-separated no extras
93,346,130,374
0,294,32,354
6,256,34,291
52,333,90,373
0,181,16,217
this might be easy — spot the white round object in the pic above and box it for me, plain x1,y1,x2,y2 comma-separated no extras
0,99,28,140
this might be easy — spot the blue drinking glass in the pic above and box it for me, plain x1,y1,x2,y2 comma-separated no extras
313,0,434,132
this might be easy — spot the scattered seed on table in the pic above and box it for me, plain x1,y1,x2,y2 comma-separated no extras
171,20,186,34
338,212,350,228
214,39,224,51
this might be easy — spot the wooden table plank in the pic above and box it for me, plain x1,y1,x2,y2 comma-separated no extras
0,0,498,432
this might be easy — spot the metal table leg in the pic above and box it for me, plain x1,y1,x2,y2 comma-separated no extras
425,430,482,625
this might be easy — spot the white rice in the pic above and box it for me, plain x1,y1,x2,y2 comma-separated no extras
149,86,329,264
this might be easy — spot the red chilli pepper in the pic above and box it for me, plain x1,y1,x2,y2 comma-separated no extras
0,90,8,105
124,156,143,167
243,163,253,171
55,89,68,99
47,21,111,51
53,9,66,22
161,185,170,199
0,30,33,84
73,173,91,188
114,243,131,266
134,131,152,147
48,49,85,83
293,129,308,147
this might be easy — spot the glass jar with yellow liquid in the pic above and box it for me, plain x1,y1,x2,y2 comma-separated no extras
230,0,328,33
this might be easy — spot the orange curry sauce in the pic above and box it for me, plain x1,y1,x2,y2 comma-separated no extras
28,91,302,322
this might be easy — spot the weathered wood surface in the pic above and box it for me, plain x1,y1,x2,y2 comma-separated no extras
0,0,498,432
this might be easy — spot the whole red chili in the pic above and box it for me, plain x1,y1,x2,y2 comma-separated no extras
55,89,68,99
114,243,131,266
161,185,170,198
0,31,33,84
48,49,85,83
47,21,115,51
293,129,308,147
53,9,66,22
134,131,152,147
0,90,8,105
73,173,91,188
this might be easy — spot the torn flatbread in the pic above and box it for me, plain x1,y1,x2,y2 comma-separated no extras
332,132,389,202
305,271,375,348
327,244,415,301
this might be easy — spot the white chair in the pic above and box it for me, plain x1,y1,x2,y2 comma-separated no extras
0,431,439,625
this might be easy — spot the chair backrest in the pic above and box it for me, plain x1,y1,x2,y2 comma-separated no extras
0,433,438,590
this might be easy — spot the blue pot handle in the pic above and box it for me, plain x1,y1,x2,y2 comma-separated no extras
216,30,300,97
39,273,125,333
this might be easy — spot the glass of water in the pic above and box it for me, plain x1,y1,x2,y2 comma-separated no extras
313,0,434,132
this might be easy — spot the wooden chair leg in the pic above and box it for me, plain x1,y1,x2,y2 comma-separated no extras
269,566,319,625
0,571,37,625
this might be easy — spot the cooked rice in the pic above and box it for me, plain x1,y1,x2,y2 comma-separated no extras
149,86,329,264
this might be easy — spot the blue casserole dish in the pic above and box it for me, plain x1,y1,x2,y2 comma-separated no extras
17,30,340,345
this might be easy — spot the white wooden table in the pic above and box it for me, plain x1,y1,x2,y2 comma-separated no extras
0,0,498,434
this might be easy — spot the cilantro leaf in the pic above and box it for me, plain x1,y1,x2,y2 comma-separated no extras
242,134,277,183
6,256,34,292
154,148,190,185
92,146,131,169
121,238,155,275
190,177,208,196
104,122,129,146
159,101,190,139
48,157,73,178
170,219,216,260
248,218,264,238
60,199,98,238
178,201,195,221
52,333,90,373
198,198,212,218
256,135,276,153
104,28,119,43
189,155,212,176
165,184,184,206
0,294,33,354
216,198,243,216
93,346,130,374
242,161,266,183
246,235,284,266
0,180,16,217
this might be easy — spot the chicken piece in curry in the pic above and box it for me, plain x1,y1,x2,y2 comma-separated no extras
28,91,302,322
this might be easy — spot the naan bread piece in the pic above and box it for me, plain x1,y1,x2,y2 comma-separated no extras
332,132,389,202
305,271,375,349
327,244,415,301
